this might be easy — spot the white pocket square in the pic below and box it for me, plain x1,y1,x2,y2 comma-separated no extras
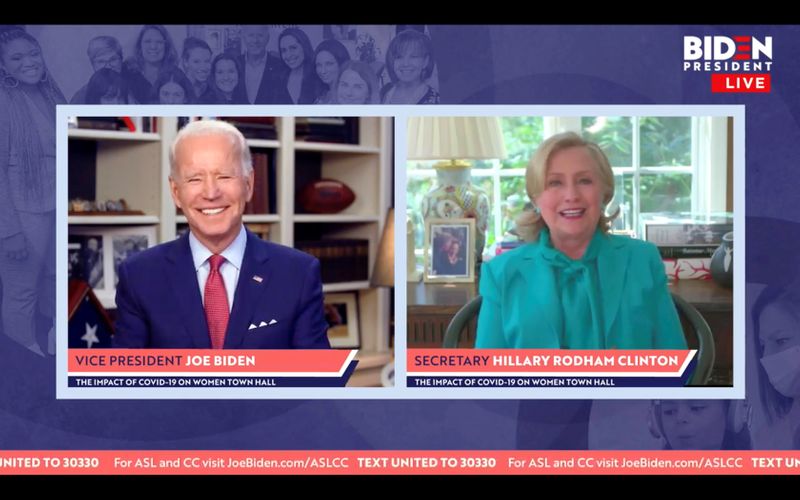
250,319,278,331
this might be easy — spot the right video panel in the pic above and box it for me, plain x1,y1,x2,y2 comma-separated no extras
404,110,742,398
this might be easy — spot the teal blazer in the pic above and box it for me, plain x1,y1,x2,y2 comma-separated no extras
475,233,687,349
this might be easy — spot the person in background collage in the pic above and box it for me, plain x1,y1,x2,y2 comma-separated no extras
151,66,194,105
180,37,215,104
209,52,247,104
123,24,179,104
335,60,379,105
381,29,439,104
0,29,64,356
750,286,800,449
278,27,323,105
313,39,350,104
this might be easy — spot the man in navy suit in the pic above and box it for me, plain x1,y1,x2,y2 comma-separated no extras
240,25,291,104
113,119,330,349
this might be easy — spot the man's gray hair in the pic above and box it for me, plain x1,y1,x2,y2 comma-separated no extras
169,119,253,178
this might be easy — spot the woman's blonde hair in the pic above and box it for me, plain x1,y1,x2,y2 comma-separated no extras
516,131,618,241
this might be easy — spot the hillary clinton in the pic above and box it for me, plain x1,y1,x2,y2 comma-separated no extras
475,132,687,349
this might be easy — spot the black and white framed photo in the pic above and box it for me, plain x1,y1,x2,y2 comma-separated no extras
68,226,157,308
323,292,360,349
111,229,155,287
424,218,475,283
68,232,105,290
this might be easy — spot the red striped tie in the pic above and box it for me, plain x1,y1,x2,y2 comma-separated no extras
204,254,229,349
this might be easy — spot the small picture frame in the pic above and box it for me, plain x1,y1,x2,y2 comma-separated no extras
424,218,475,283
323,292,360,349
69,226,157,309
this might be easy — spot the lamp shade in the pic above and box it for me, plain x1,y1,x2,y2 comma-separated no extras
371,207,394,287
407,117,507,161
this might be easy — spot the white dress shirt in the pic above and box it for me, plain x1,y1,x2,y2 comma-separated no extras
189,225,247,312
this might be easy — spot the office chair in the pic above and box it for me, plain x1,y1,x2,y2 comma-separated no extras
443,293,715,386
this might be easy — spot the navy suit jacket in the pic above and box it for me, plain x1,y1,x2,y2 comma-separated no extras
113,230,330,349
240,53,292,104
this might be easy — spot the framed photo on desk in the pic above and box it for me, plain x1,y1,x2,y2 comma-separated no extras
424,218,475,283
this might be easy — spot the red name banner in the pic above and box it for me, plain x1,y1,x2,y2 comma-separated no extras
0,451,798,475
407,349,695,376
67,349,356,374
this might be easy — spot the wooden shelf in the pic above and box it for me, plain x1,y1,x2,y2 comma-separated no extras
293,215,379,223
68,215,159,225
175,214,281,224
246,139,280,149
68,129,160,141
294,142,380,154
322,281,371,293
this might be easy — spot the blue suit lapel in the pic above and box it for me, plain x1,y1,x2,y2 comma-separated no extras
597,235,629,338
510,244,563,344
166,234,211,348
224,231,272,348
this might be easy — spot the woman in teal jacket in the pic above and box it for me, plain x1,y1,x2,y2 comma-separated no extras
475,132,686,349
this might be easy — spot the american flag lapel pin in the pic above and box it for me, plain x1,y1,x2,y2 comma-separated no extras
252,275,263,283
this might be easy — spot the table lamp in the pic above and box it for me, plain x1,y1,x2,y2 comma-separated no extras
407,117,507,274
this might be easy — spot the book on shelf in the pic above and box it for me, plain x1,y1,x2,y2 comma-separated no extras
245,223,271,240
294,239,369,283
244,151,271,214
218,117,278,141
140,117,156,133
76,117,131,131
658,246,717,259
295,117,359,144
663,258,712,280
640,212,733,246
645,223,732,247
495,240,523,256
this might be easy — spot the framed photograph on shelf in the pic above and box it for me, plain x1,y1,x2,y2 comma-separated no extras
323,293,360,349
68,226,157,308
424,218,475,283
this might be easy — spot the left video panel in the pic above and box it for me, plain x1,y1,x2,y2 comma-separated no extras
58,112,393,398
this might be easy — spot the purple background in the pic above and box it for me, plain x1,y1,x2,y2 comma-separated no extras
1,24,798,451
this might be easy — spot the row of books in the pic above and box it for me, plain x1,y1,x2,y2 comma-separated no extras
641,212,732,247
244,152,274,214
75,116,360,145
72,117,158,133
641,213,732,281
174,116,360,145
295,117,359,144
218,117,277,141
294,239,369,283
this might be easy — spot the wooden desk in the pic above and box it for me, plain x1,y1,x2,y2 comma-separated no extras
407,281,478,347
407,279,733,385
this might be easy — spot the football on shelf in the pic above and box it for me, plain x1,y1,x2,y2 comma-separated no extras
299,179,356,214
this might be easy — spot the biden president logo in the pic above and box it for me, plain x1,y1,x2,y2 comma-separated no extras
683,35,773,93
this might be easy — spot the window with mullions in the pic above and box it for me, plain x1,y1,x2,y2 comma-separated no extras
406,115,728,267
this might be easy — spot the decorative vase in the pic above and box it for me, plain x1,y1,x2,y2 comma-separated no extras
420,165,489,271
710,231,733,288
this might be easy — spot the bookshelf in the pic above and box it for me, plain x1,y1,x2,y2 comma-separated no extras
68,116,393,386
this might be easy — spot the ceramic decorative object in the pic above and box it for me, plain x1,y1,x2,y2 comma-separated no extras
420,166,489,270
710,231,733,288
